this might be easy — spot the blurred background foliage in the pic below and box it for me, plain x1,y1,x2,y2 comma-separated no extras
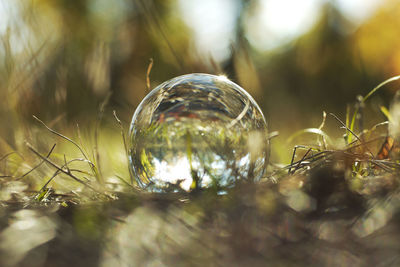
2,2,400,266
1,0,400,165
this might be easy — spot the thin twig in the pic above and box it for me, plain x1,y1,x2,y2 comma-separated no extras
33,115,99,183
18,144,56,180
37,158,95,194
291,148,313,174
26,143,109,197
289,146,299,174
287,150,333,171
289,145,321,174
329,113,374,157
38,170,61,194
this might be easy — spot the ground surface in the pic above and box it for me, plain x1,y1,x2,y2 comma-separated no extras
1,162,400,267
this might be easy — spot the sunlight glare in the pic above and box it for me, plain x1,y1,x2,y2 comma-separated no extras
178,0,239,62
0,1,16,34
245,0,322,51
153,157,193,191
335,0,383,24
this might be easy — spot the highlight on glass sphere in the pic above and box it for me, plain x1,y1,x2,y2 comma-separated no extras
129,73,269,193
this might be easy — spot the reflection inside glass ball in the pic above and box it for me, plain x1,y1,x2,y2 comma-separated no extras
129,73,269,193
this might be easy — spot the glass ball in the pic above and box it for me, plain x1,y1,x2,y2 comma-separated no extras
129,73,269,193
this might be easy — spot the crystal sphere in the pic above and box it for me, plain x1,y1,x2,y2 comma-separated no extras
129,73,269,193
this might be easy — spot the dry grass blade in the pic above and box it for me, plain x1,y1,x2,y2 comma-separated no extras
113,110,133,185
37,158,96,195
93,92,112,184
0,151,24,179
33,115,89,160
367,121,389,134
288,147,331,174
115,174,137,189
146,58,154,93
373,160,400,170
76,124,91,161
63,154,71,174
287,128,333,146
26,143,110,198
289,145,303,174
76,124,100,181
33,115,100,182
370,160,396,173
346,136,385,152
267,131,279,140
0,151,19,163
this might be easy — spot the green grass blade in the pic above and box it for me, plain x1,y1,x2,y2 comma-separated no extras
348,75,400,143
363,75,400,102
380,106,393,122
